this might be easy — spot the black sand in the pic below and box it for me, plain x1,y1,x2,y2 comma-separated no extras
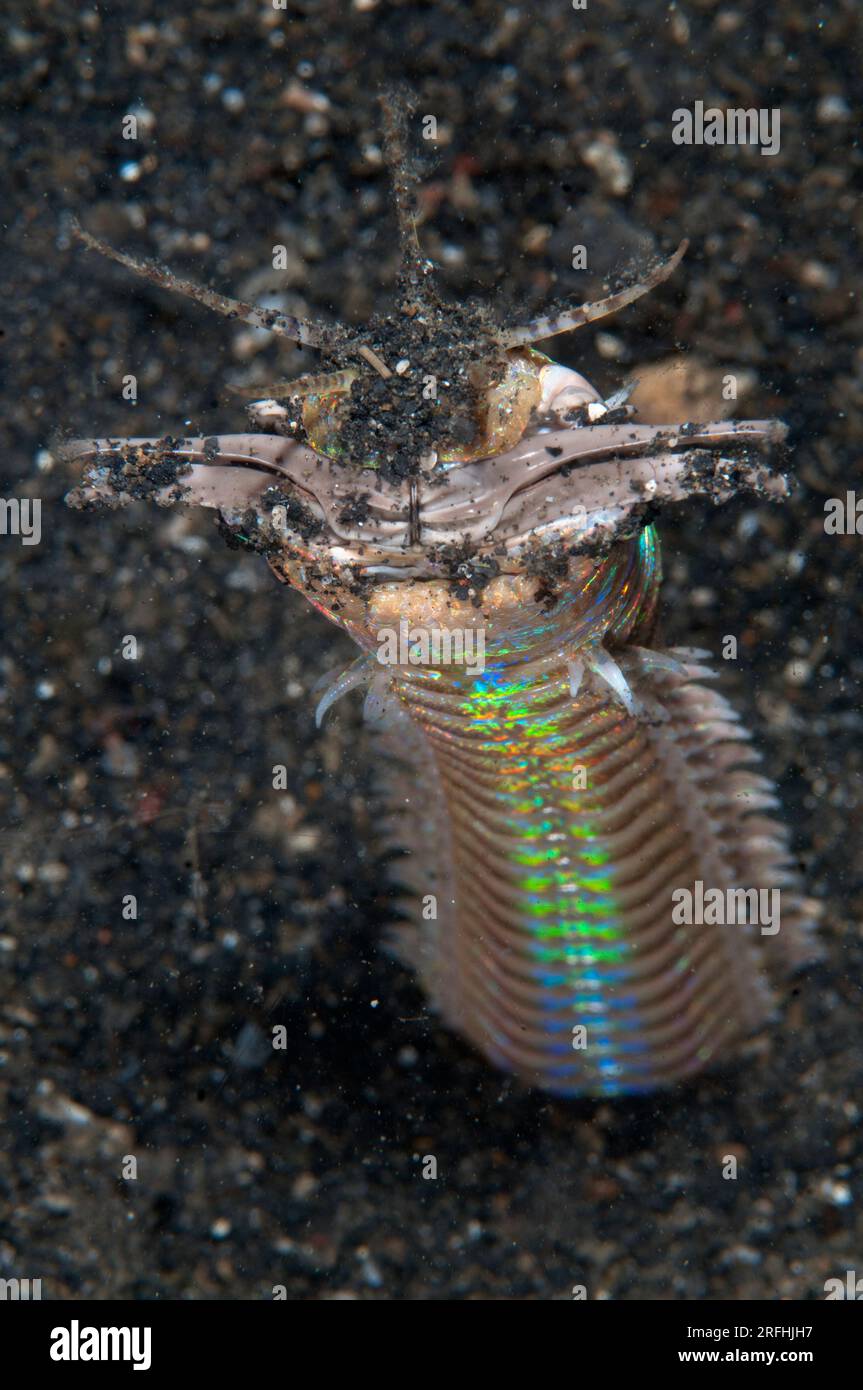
1,0,860,1299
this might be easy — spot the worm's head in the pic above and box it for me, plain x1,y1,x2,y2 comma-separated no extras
64,100,790,672
65,347,785,673
297,342,546,476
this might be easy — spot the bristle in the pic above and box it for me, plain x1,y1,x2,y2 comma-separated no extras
313,656,375,728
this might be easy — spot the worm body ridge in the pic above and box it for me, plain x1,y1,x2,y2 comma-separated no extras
369,531,814,1096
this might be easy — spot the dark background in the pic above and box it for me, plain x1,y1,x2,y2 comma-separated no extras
1,0,860,1299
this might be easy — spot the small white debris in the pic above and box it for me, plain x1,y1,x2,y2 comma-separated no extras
288,826,320,853
582,132,632,196
292,1172,319,1200
356,1246,383,1287
798,259,838,291
128,104,156,135
817,94,850,124
37,861,69,886
719,1245,762,1268
784,658,811,686
586,401,608,422
819,1177,852,1207
222,87,246,114
395,359,410,375
595,331,626,361
281,80,330,114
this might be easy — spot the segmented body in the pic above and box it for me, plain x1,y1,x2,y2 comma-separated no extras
371,529,812,1095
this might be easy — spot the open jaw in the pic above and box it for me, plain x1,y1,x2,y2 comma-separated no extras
63,414,788,583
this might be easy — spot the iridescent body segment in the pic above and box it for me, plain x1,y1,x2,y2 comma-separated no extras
360,531,812,1095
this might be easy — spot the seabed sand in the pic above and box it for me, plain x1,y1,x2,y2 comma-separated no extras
0,0,859,1300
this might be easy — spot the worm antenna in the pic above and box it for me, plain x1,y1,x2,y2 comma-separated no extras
497,239,689,348
377,89,428,288
227,369,358,400
69,219,331,349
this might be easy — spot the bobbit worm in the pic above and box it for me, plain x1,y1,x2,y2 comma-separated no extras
64,119,817,1097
